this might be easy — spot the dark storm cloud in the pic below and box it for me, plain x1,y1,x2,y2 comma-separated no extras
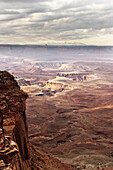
0,0,113,44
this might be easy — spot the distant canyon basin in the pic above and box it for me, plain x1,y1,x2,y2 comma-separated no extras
1,45,113,169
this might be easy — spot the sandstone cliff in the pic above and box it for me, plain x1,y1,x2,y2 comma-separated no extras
45,81,68,91
0,71,73,170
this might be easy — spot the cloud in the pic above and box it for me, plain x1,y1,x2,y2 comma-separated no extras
0,0,52,3
0,10,20,15
0,0,113,45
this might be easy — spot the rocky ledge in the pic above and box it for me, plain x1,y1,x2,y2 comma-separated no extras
0,71,73,170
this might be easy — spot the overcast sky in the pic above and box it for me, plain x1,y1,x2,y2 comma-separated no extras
0,0,113,45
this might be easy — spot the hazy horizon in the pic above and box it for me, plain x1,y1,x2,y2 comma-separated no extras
0,45,113,63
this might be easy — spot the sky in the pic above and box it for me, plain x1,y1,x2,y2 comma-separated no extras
0,0,113,45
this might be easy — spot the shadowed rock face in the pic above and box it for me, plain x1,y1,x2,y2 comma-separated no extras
0,71,73,170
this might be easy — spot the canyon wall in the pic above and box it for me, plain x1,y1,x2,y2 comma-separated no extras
57,73,87,81
0,71,31,169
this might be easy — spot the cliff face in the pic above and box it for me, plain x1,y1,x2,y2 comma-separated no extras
46,81,68,91
0,71,73,170
57,73,87,81
0,71,31,169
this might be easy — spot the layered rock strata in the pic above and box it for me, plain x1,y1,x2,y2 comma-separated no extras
0,71,31,169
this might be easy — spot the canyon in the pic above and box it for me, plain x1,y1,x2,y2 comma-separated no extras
25,62,113,169
0,71,73,170
1,45,113,169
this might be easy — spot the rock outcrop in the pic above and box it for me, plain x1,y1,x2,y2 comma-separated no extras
0,71,73,170
0,71,31,169
57,72,88,81
45,81,68,91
